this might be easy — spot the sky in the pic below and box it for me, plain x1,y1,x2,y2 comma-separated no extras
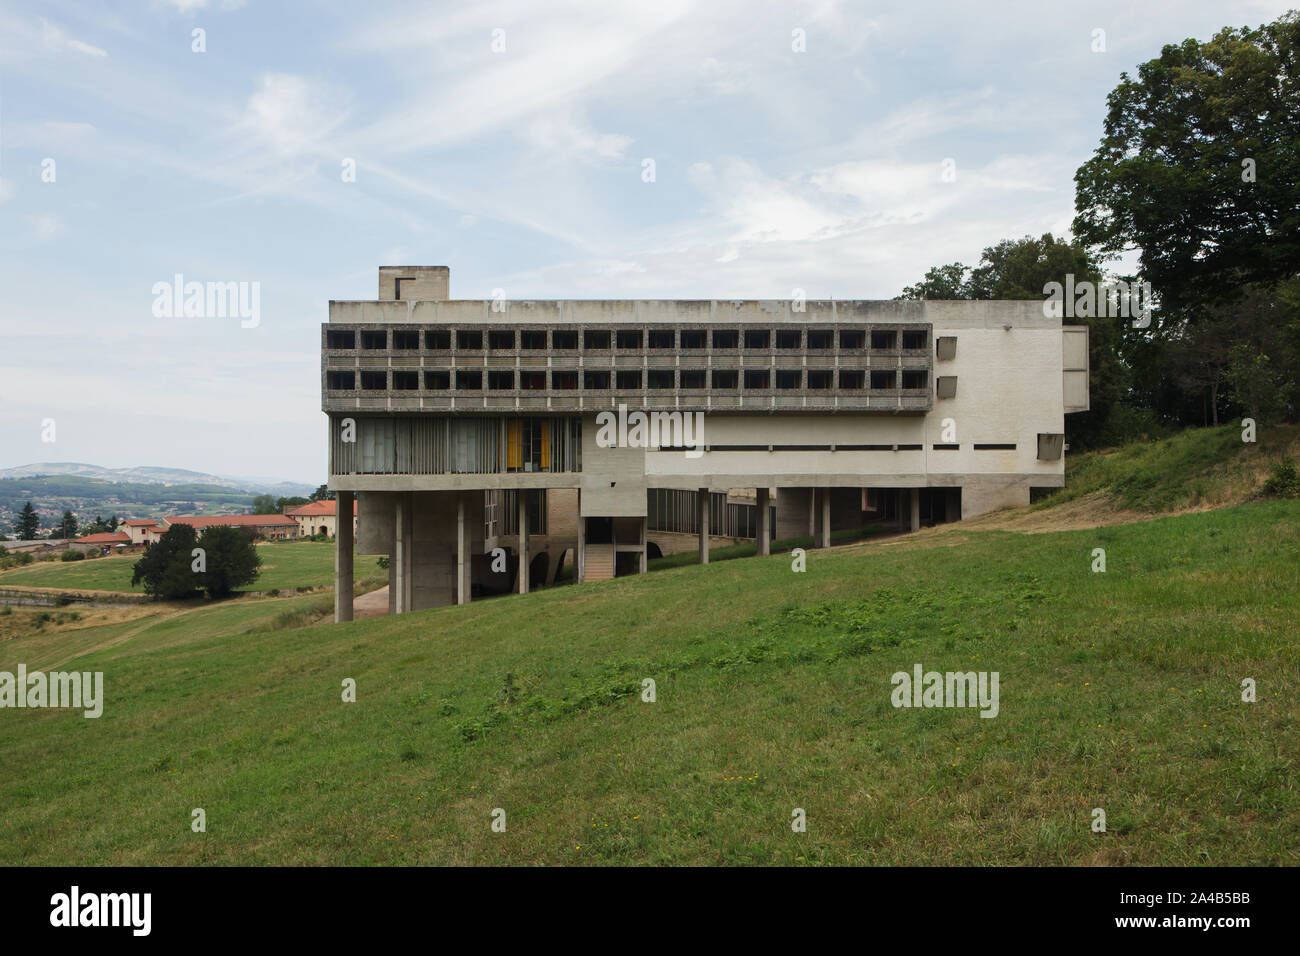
0,0,1293,484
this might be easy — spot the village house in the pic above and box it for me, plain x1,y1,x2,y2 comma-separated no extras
283,499,358,539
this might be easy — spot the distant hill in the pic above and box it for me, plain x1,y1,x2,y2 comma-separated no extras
0,463,313,496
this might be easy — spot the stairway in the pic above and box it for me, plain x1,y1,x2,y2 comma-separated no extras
584,543,615,581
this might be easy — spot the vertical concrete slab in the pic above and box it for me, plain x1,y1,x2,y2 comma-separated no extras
518,491,529,594
577,493,586,582
334,490,354,623
818,487,831,549
756,487,771,556
457,493,469,605
697,487,709,564
910,488,921,532
638,515,647,574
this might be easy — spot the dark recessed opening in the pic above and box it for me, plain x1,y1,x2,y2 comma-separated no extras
326,370,354,389
680,369,706,389
551,370,578,389
711,369,738,389
520,371,546,390
839,370,865,389
392,370,418,390
902,330,928,350
870,369,897,389
393,330,420,350
489,330,515,350
775,330,801,349
648,370,675,389
616,369,642,389
424,370,450,390
744,369,770,389
839,330,865,349
807,369,833,389
361,330,387,350
425,330,450,350
616,330,642,349
871,330,897,350
456,330,483,350
712,330,739,349
775,369,802,389
326,330,355,349
807,330,833,349
680,330,706,349
584,330,611,349
456,370,482,389
901,370,928,389
488,370,515,390
521,330,547,350
360,370,387,389
744,330,770,349
583,370,610,389
552,331,578,350
648,330,675,349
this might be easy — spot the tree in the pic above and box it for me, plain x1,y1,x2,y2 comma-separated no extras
309,484,334,502
57,510,78,539
13,502,39,540
276,496,309,511
195,525,262,598
1073,13,1300,313
251,494,278,514
132,523,201,599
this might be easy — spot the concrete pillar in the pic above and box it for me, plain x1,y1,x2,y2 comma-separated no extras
517,491,529,594
638,515,647,574
394,493,411,614
756,487,770,556
697,487,709,564
818,487,831,549
456,493,469,605
334,490,354,623
910,488,921,532
577,493,586,583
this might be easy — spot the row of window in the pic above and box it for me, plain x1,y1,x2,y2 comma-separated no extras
325,328,929,351
327,368,931,391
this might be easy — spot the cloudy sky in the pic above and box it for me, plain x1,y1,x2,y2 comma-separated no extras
0,0,1291,483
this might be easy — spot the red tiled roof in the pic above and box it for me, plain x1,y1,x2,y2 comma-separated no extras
76,532,131,544
165,514,298,528
283,499,356,517
124,519,157,526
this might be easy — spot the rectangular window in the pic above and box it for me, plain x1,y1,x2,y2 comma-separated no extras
488,370,515,390
838,370,864,389
360,370,387,390
775,369,802,389
489,330,515,350
326,330,355,349
521,330,547,350
424,370,450,390
902,330,928,350
807,330,833,350
744,369,770,389
327,370,355,389
552,330,578,350
583,370,610,389
616,369,642,389
744,330,770,349
870,369,896,389
871,330,896,350
393,330,420,350
647,370,675,389
648,330,675,349
584,330,611,349
712,330,739,349
456,370,483,390
901,370,928,389
839,330,864,349
711,369,738,389
361,330,387,350
679,369,706,389
457,330,483,350
425,330,450,350
393,370,419,390
616,330,642,349
807,369,833,389
775,330,801,349
680,330,706,349
551,370,578,390
974,443,1017,451
520,370,547,390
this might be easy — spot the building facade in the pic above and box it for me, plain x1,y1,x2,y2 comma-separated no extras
325,266,1090,621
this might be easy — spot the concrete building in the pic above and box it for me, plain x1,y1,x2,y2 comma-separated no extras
284,499,358,539
325,266,1089,621
163,514,300,540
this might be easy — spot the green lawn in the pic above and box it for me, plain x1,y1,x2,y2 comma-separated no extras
0,498,1295,865
0,540,383,594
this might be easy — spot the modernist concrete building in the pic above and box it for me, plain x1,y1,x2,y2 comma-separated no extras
325,266,1090,622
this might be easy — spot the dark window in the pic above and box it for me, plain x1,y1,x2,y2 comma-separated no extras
744,369,770,389
870,370,896,389
393,330,420,350
648,330,675,349
807,369,833,389
457,330,483,350
648,370,675,389
521,330,547,350
488,370,515,390
680,330,706,349
902,330,928,350
520,371,546,390
551,370,578,390
712,330,739,349
616,369,642,389
424,370,450,390
744,330,770,349
583,370,610,389
807,330,833,349
901,370,928,389
871,330,897,350
552,330,578,350
360,370,387,389
679,369,706,389
489,330,515,350
711,369,738,389
326,330,355,349
326,370,354,389
616,330,642,349
584,330,611,349
776,369,802,389
839,330,865,349
974,443,1017,451
361,330,387,350
425,330,450,350
393,370,419,390
838,370,865,389
775,330,801,349
456,370,482,389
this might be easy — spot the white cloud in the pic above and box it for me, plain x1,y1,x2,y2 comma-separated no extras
0,178,12,203
40,19,107,57
26,214,63,242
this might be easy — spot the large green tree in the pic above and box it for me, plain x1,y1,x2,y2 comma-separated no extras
13,502,39,540
195,525,262,598
1073,13,1300,312
57,510,78,539
132,523,201,599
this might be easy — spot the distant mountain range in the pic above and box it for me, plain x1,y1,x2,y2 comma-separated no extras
0,463,315,497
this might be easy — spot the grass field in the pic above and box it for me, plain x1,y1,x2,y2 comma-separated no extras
1,488,1295,865
0,540,385,594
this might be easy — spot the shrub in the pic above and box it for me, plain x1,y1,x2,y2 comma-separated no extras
132,524,201,599
61,550,86,562
196,525,262,598
1262,458,1300,498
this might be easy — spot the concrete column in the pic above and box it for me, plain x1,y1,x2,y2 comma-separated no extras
577,493,586,583
517,491,529,594
334,490,354,623
756,487,770,556
697,487,709,564
456,493,469,605
818,487,831,549
638,516,647,574
394,493,410,614
910,488,921,532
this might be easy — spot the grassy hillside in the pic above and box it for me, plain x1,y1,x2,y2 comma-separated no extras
1,496,1295,866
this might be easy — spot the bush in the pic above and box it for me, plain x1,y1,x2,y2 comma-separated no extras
196,525,262,598
132,524,201,599
1262,458,1300,498
61,550,86,562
